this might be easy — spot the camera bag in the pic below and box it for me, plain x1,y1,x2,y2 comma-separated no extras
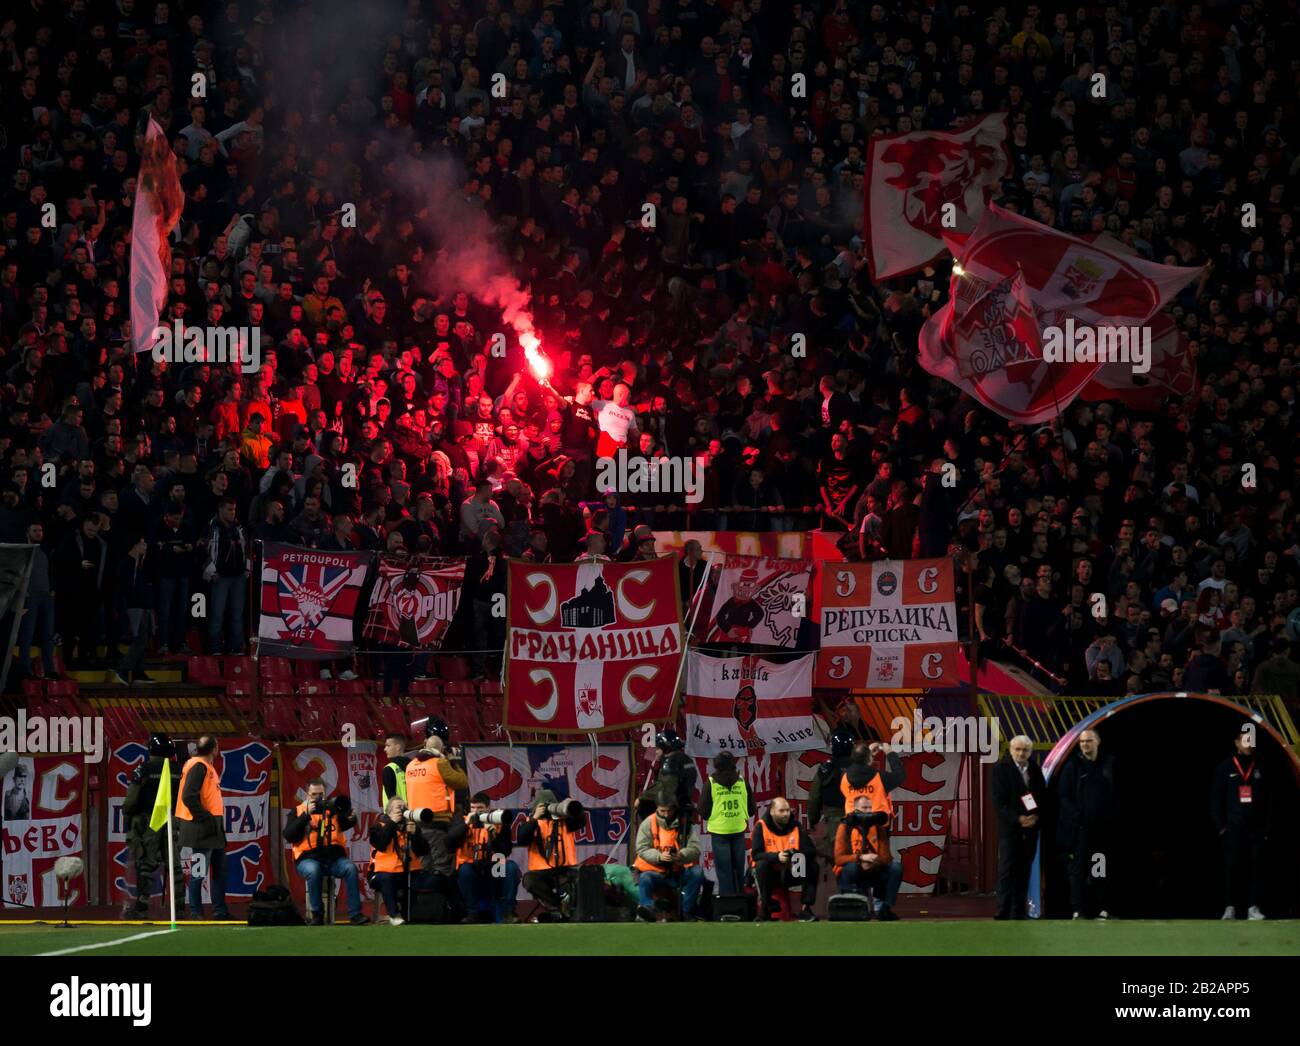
712,893,755,922
408,889,451,924
247,884,305,926
573,864,608,922
827,893,873,921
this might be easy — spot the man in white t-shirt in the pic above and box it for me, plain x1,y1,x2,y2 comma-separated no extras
590,382,638,459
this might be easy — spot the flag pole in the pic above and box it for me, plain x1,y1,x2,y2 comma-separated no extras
668,549,718,714
166,782,177,929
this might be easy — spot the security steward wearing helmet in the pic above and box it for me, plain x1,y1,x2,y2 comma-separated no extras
121,732,184,919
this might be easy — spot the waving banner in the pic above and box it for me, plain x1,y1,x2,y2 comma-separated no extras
864,112,1010,279
258,543,373,659
684,652,821,757
2,755,85,908
703,555,813,648
816,558,960,689
279,742,381,903
362,555,465,649
505,557,683,733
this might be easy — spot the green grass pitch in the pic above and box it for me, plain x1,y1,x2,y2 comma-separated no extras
2,920,1296,957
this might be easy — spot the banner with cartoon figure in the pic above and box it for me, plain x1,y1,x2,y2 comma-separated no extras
702,555,813,648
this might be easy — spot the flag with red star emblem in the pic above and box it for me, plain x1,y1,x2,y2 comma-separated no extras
864,113,1010,279
1081,312,1197,408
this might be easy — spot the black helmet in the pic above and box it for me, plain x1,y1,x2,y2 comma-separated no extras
427,717,450,744
655,728,684,752
829,726,855,759
148,732,176,758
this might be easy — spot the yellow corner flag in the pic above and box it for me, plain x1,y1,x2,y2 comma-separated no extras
149,759,172,831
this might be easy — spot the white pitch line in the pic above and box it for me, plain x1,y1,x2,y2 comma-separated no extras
37,928,178,956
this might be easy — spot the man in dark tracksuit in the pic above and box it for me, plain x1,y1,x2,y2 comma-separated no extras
1055,728,1117,919
121,733,183,918
1211,725,1271,920
992,736,1048,919
636,728,697,821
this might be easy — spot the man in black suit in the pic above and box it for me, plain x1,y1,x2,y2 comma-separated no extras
1210,723,1270,920
992,734,1047,919
1056,728,1117,919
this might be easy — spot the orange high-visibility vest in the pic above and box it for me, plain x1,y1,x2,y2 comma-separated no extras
174,757,222,820
527,818,577,871
456,818,492,869
290,802,350,861
841,771,892,817
634,818,696,872
758,819,801,854
372,826,414,874
405,757,455,816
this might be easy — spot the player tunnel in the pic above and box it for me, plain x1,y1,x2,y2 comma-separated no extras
1031,693,1300,920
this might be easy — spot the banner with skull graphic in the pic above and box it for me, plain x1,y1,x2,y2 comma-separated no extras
683,652,820,757
702,554,814,649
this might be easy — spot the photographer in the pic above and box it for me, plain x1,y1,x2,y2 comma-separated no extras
283,778,369,925
635,728,697,821
751,797,818,922
633,798,703,922
834,794,901,921
404,734,470,877
369,796,431,926
517,788,584,920
446,792,519,923
840,740,904,821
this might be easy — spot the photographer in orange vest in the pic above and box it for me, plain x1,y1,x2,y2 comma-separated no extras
175,735,229,919
369,795,431,926
404,734,469,878
751,796,818,921
834,793,901,920
839,739,904,913
633,797,702,922
517,788,583,920
283,778,369,925
446,791,519,923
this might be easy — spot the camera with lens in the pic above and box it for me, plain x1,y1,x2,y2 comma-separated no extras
469,809,509,828
845,810,890,829
404,807,435,825
543,798,584,820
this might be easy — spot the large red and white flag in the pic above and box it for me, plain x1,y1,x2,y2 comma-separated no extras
702,554,813,648
129,118,183,354
918,204,1204,424
257,543,373,658
816,559,959,689
362,555,465,649
505,557,683,733
864,113,1010,280
684,652,819,758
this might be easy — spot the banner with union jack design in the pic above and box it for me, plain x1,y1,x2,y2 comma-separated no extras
684,652,820,758
257,543,373,659
362,555,465,649
702,555,813,648
816,559,959,689
505,557,683,733
864,112,1010,280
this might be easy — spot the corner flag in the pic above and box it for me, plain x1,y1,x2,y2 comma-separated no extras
149,759,172,831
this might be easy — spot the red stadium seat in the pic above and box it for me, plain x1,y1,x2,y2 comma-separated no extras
332,695,372,737
21,679,44,698
293,660,322,680
370,698,409,736
224,683,258,721
477,680,504,698
443,680,475,699
188,656,224,687
296,679,332,696
225,656,257,689
333,680,368,696
409,678,443,696
260,696,301,738
45,680,80,698
259,656,294,681
296,697,335,741
261,680,295,698
438,656,470,680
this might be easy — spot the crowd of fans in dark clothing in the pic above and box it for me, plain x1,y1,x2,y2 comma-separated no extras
2,0,1300,702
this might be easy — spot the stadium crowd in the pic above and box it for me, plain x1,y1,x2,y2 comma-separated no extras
1,0,1300,700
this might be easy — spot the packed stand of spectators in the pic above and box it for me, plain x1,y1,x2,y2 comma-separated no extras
2,0,1300,701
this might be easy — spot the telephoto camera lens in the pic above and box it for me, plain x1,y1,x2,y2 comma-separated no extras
405,807,434,824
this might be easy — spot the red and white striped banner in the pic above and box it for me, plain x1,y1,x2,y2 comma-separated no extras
684,652,819,757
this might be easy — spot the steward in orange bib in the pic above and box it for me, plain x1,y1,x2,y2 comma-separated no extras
445,791,520,923
633,798,703,921
839,741,904,820
834,794,902,920
175,735,229,919
283,778,368,925
368,796,431,925
516,788,584,920
404,735,469,876
751,796,819,921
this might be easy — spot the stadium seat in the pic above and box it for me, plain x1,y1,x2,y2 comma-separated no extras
296,679,333,696
409,678,443,696
45,679,80,698
21,679,44,698
443,680,475,699
260,696,301,738
332,695,372,737
225,656,257,689
370,698,409,736
296,697,335,741
260,679,295,698
224,683,258,721
293,660,322,680
188,656,224,687
438,656,471,680
259,656,294,681
333,680,368,695
477,680,504,698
